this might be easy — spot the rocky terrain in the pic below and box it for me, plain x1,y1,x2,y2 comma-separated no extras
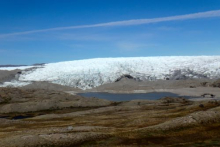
0,88,111,114
212,79,220,88
1,63,220,146
0,69,21,84
0,84,220,146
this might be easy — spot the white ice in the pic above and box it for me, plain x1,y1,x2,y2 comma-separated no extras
1,56,220,89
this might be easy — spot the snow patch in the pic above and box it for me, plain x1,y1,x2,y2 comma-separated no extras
0,80,32,87
0,66,37,71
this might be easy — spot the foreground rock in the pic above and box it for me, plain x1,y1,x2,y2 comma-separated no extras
21,81,81,91
1,88,220,146
0,88,112,113
0,70,21,84
212,79,220,88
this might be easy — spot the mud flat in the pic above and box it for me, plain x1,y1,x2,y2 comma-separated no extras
85,87,220,98
79,78,220,99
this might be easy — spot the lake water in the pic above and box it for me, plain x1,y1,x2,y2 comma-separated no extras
0,115,33,120
12,115,33,120
78,92,191,101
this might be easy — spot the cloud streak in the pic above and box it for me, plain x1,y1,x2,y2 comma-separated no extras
0,49,6,53
1,10,220,38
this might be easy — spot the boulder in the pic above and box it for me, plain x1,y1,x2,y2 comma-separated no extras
212,79,220,88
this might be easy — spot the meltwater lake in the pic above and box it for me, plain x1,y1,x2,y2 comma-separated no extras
78,92,192,101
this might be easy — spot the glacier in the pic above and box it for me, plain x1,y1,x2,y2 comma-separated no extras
1,56,220,89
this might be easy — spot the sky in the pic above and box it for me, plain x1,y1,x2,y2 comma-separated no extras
0,0,220,65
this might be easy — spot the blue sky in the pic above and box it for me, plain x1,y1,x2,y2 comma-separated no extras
0,0,220,65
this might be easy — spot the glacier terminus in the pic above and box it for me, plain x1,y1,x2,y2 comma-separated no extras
0,56,220,90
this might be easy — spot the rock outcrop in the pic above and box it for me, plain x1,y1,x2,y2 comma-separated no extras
212,79,220,88
0,88,112,113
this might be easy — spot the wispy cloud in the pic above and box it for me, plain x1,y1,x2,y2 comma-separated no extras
157,26,180,31
0,49,24,55
57,33,110,41
0,49,6,53
117,42,157,52
1,10,220,38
